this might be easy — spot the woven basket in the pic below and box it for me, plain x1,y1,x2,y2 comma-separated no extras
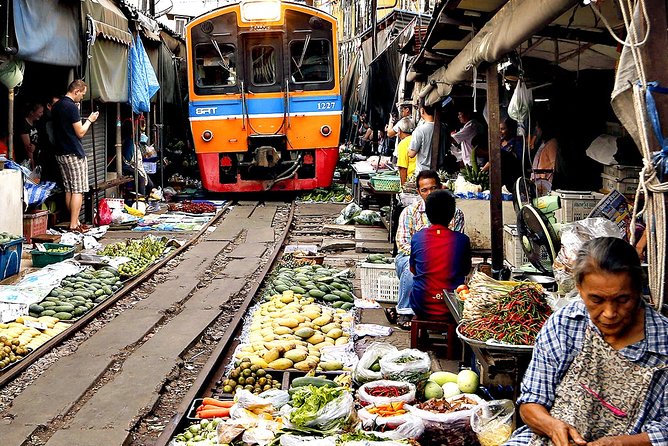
370,175,401,192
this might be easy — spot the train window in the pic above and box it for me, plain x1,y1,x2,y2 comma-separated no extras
250,46,277,86
194,42,237,88
290,39,331,83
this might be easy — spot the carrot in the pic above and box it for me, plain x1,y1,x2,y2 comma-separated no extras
196,407,231,419
196,404,224,412
202,397,234,408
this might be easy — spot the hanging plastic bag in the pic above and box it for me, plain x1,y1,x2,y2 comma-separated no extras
353,342,398,385
470,399,515,446
646,82,668,182
508,80,532,124
379,349,431,385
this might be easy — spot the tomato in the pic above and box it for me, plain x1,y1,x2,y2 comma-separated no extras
455,284,468,293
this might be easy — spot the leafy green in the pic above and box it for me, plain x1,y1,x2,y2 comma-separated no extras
336,431,386,443
289,385,343,426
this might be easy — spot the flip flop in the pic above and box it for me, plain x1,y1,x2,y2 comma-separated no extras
384,307,398,324
397,315,413,331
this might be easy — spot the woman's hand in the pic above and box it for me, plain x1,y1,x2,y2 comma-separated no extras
587,437,623,446
547,418,587,446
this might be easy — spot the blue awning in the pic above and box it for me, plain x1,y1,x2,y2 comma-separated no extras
13,0,81,66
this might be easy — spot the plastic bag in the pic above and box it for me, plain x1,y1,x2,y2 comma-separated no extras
96,198,113,226
358,407,417,430
279,435,338,446
335,202,362,225
234,388,277,414
257,389,290,409
470,400,515,446
281,390,357,433
379,349,431,385
508,80,532,124
357,380,417,407
406,393,484,423
353,342,399,385
553,218,624,295
374,414,425,440
352,210,381,226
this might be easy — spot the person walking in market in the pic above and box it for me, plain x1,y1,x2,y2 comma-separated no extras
505,237,668,446
51,79,99,231
407,100,435,173
395,117,416,185
387,170,465,330
409,189,471,321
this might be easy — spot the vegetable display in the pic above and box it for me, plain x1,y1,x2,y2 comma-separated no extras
172,418,222,445
288,384,344,426
0,232,21,244
216,358,282,395
366,401,407,417
194,398,234,419
364,254,392,264
459,283,551,345
0,317,69,361
98,237,167,278
30,267,122,320
416,395,479,414
168,201,217,214
461,148,489,190
462,273,516,320
300,186,352,203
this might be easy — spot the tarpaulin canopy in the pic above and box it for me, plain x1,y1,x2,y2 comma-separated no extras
341,52,361,143
420,0,578,105
129,34,160,113
365,37,402,130
83,0,132,102
13,0,80,66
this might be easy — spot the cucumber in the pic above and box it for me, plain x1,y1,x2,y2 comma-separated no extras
40,309,56,317
29,304,44,313
332,301,344,308
72,307,86,316
274,284,288,293
323,294,340,302
290,286,306,294
53,312,73,320
40,301,56,308
291,376,337,388
341,302,354,311
53,304,75,312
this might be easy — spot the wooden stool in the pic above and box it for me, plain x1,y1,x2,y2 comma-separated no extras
410,318,461,360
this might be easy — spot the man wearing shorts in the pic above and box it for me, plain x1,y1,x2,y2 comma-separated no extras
52,80,99,231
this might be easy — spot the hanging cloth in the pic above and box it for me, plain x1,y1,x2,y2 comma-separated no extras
128,35,160,114
645,82,668,182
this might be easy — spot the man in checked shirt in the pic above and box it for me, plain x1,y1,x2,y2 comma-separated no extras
386,170,464,330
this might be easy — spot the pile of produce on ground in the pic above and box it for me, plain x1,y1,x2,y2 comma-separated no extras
213,359,283,396
364,254,393,264
459,274,552,346
98,236,167,278
299,185,352,203
264,264,355,310
0,317,69,366
0,232,22,244
168,201,217,214
335,203,382,226
29,267,122,320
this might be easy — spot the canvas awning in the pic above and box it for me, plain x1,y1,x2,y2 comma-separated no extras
13,0,81,66
82,0,132,103
420,0,579,105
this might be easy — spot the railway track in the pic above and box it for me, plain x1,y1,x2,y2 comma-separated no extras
0,200,296,446
0,203,231,389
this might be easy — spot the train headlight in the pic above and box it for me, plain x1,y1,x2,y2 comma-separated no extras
320,125,332,137
202,130,214,142
240,0,281,22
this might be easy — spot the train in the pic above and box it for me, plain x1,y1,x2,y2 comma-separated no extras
185,0,342,192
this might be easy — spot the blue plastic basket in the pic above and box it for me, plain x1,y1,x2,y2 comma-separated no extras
0,238,24,280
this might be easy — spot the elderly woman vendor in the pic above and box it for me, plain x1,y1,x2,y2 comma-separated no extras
506,237,668,446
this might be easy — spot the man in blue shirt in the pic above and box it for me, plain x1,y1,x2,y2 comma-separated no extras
52,80,99,231
506,237,668,446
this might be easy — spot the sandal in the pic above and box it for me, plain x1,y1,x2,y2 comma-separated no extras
384,307,398,324
397,315,413,331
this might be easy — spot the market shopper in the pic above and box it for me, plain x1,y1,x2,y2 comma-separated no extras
38,95,62,183
506,237,668,446
389,170,465,330
16,102,44,168
386,102,413,156
395,117,416,184
451,110,484,166
408,101,435,173
531,119,558,195
52,79,99,231
409,190,471,320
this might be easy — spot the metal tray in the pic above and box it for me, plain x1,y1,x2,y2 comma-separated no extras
456,324,534,353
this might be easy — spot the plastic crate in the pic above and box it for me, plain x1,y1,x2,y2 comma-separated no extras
359,262,399,303
603,164,641,181
551,190,604,224
601,173,639,195
0,238,23,280
23,209,48,244
31,243,74,268
370,175,401,192
503,225,551,268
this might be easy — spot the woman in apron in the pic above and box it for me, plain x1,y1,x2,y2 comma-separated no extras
506,237,667,446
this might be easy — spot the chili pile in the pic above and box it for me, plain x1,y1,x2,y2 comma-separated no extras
460,283,551,345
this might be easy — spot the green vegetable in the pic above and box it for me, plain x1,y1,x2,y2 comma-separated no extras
289,385,343,426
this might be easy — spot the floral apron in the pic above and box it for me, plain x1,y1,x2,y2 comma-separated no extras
529,326,663,445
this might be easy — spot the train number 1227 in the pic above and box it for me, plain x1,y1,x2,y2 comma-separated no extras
317,101,336,110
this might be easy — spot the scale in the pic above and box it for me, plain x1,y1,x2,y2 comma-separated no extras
513,178,562,277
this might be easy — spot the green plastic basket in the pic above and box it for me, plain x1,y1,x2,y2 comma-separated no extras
31,243,75,267
370,175,401,192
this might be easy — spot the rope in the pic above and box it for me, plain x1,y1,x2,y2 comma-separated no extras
600,0,666,310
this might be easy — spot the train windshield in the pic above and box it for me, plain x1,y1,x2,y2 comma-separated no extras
251,45,277,85
194,42,237,87
290,39,331,83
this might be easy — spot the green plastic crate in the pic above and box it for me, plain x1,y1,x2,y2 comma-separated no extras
31,243,74,267
370,175,401,192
